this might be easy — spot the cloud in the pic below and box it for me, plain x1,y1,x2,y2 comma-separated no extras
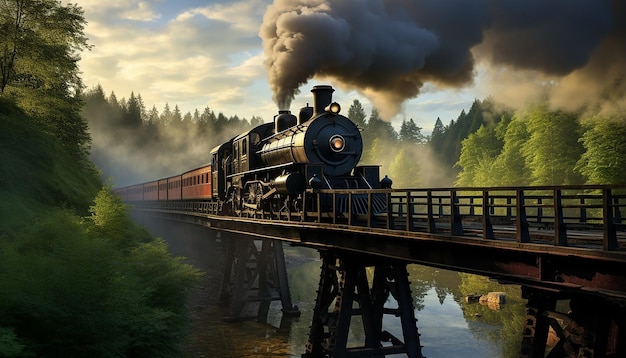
79,0,275,120
260,0,625,119
78,0,162,22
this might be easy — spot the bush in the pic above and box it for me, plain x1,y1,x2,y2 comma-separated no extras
0,203,201,356
0,101,100,232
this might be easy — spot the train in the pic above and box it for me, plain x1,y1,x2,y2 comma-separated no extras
116,85,390,217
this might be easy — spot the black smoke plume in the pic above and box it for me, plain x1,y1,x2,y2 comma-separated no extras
260,0,625,118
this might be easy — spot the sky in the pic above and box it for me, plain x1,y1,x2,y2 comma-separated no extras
77,0,482,134
77,0,625,135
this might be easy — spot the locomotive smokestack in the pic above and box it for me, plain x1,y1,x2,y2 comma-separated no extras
311,85,334,117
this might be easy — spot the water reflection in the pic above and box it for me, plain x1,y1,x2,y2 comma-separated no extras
183,245,527,357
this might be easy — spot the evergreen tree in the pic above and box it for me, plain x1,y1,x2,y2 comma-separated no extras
399,118,426,144
183,111,193,124
430,117,445,153
365,108,397,144
215,112,228,132
347,99,367,129
160,103,172,126
82,85,108,120
147,105,160,126
126,92,143,128
250,115,263,127
171,105,183,125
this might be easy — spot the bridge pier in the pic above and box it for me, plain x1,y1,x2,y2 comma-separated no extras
218,234,300,321
520,287,626,358
304,250,424,358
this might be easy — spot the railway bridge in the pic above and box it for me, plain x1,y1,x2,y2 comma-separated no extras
129,184,626,358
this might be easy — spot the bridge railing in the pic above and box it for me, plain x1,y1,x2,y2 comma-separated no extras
309,185,626,251
133,185,626,252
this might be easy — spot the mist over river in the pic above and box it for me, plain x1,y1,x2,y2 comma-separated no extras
153,221,527,358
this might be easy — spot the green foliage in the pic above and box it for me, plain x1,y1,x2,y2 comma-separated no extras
0,210,134,356
347,99,367,129
429,98,511,176
82,86,258,186
399,118,426,144
364,108,397,144
388,148,421,188
0,206,201,356
455,124,503,186
0,328,24,357
88,186,153,249
128,239,202,319
576,117,626,184
1,103,201,356
521,104,584,185
361,137,385,169
0,0,92,164
490,115,531,186
0,100,100,231
452,101,626,187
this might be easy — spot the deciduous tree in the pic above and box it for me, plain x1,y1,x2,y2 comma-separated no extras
521,104,584,185
576,117,626,184
0,0,91,162
455,124,502,186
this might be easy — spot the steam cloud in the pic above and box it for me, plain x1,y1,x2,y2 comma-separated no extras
260,0,625,118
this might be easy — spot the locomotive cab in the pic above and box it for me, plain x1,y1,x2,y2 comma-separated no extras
231,123,274,176
210,141,233,200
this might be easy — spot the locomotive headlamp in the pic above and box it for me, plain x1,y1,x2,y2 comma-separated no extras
325,102,341,114
329,134,345,152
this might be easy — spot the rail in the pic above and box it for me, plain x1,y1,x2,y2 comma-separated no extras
134,185,626,253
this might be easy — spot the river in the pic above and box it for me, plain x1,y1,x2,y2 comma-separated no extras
169,233,529,358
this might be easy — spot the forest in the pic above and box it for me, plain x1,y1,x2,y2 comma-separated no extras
1,0,625,355
0,1,200,356
83,84,626,190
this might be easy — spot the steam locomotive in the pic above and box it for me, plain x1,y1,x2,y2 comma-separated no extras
116,85,388,217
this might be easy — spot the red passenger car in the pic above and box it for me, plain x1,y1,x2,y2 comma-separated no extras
182,164,212,200
117,183,144,202
143,180,159,201
158,178,168,200
167,175,182,200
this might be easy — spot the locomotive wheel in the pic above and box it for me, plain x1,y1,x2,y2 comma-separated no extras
245,182,263,208
244,181,271,217
231,186,242,216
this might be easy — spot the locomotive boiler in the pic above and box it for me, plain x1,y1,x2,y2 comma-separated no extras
213,84,383,214
258,85,363,177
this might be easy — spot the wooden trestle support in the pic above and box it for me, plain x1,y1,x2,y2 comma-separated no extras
303,251,424,358
218,235,300,321
520,286,626,358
